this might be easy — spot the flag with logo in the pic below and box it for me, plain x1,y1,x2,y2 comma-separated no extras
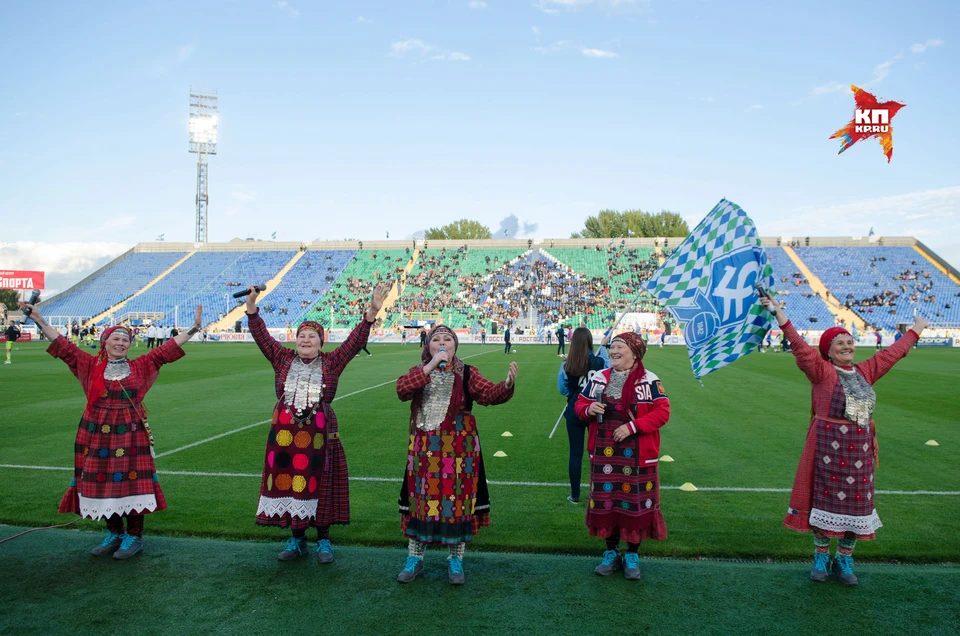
643,199,774,379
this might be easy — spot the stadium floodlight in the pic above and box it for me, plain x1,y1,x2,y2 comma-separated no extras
189,88,219,243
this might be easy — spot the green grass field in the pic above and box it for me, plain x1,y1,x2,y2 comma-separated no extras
1,340,958,633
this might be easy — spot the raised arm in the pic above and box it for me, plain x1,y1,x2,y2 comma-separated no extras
467,362,516,407
324,283,385,376
857,317,926,384
760,296,828,384
172,304,203,347
245,291,292,373
17,302,60,342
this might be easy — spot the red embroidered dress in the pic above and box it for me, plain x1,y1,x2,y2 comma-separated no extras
248,309,372,530
48,337,185,519
396,362,514,544
782,321,919,539
575,367,670,544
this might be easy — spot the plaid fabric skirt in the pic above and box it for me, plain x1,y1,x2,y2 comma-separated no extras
59,391,166,520
586,403,667,544
785,416,880,539
399,413,491,544
256,401,350,530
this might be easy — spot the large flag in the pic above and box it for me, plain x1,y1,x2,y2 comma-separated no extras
644,199,774,379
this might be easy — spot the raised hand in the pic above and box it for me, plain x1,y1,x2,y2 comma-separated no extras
911,315,929,334
245,286,260,314
194,304,203,329
505,361,518,388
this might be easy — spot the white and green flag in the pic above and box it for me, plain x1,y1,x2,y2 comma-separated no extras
644,199,774,379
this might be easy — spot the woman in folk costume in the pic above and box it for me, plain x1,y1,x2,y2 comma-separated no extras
245,284,385,562
574,331,670,581
19,299,202,559
761,296,928,586
396,325,518,585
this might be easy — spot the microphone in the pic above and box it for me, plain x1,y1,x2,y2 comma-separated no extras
437,345,447,371
18,290,41,323
754,282,771,300
233,284,266,299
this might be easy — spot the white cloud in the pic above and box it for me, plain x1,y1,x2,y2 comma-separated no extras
534,40,569,54
177,45,194,64
581,48,618,58
866,52,902,85
273,1,300,18
0,241,131,295
231,190,257,203
911,38,943,53
467,0,487,8
532,26,540,37
811,81,848,97
535,0,646,13
390,40,470,61
745,104,763,112
390,39,435,56
769,186,960,266
355,16,368,23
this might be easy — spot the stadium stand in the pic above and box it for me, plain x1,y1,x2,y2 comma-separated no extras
300,249,409,328
38,251,188,322
256,250,355,328
796,246,960,330
765,247,837,331
121,251,296,326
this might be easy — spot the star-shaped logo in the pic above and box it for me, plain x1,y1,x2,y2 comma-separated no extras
830,85,905,162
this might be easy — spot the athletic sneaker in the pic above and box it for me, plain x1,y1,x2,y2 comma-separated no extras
594,550,622,576
113,534,143,560
277,536,307,561
623,552,641,580
3,360,10,364
810,552,830,582
90,532,123,556
566,495,579,504
397,556,424,583
832,555,859,586
316,539,334,564
448,556,465,585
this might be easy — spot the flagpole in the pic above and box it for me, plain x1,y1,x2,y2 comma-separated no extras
548,407,566,439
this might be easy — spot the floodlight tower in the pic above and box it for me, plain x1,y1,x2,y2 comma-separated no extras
188,89,218,243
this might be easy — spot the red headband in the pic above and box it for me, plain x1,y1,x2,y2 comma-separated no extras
818,326,852,360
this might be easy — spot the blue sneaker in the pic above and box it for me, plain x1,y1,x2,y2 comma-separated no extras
448,556,465,585
623,552,641,580
594,549,622,576
397,556,424,583
277,536,307,561
316,539,334,564
113,533,143,560
831,554,858,586
90,532,122,556
810,552,830,582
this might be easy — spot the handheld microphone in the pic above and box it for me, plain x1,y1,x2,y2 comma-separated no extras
754,283,771,300
437,345,447,371
18,290,41,323
233,284,266,299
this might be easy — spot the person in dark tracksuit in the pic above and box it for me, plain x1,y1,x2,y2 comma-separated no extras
504,328,511,354
556,325,567,357
557,328,610,504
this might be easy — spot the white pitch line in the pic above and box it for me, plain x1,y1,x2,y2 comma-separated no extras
130,348,504,459
1,465,957,495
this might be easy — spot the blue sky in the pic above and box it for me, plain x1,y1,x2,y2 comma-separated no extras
1,0,957,289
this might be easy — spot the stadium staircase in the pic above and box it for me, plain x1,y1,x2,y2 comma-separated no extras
85,251,196,326
914,245,960,285
378,248,420,321
206,250,307,332
780,245,866,331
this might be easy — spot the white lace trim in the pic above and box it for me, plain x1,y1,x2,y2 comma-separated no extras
809,507,883,534
78,494,158,520
256,495,318,520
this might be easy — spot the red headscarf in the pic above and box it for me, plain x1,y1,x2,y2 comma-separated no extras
818,326,852,360
86,325,133,408
297,320,325,345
